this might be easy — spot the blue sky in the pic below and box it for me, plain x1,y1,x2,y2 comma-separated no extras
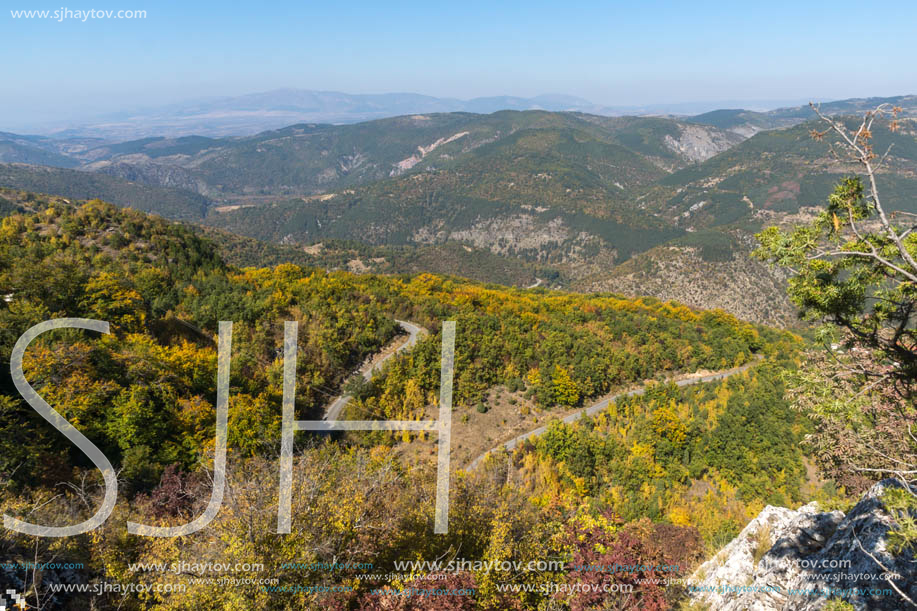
2,0,916,125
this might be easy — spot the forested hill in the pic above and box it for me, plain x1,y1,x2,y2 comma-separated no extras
61,111,743,198
1,191,769,487
0,163,212,220
0,191,816,608
3,104,917,328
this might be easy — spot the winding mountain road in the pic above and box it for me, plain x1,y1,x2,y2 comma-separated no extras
323,320,424,421
466,356,762,470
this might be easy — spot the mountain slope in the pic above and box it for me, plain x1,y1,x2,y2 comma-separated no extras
187,111,740,269
0,163,211,220
575,233,796,326
638,116,917,230
0,132,82,168
3,104,916,328
576,116,917,325
77,110,741,199
686,94,917,137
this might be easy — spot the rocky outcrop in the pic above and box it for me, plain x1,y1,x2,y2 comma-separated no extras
390,131,469,176
664,124,745,163
688,479,917,610
576,241,796,327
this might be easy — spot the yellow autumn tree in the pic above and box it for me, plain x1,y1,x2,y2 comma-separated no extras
551,365,579,406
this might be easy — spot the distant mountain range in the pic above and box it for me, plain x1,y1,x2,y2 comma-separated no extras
10,88,831,139
1,93,916,325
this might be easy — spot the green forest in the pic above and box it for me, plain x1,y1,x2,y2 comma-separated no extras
0,189,814,609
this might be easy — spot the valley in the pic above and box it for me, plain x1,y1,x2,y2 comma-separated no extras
4,95,917,326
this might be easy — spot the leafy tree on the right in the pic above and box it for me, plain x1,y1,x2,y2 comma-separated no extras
756,104,917,388
755,104,917,581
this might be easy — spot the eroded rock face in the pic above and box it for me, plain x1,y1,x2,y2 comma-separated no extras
663,124,744,163
578,239,797,327
688,479,916,610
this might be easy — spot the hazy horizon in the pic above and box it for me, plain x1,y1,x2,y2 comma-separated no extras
6,86,913,139
3,87,839,136
3,0,916,130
